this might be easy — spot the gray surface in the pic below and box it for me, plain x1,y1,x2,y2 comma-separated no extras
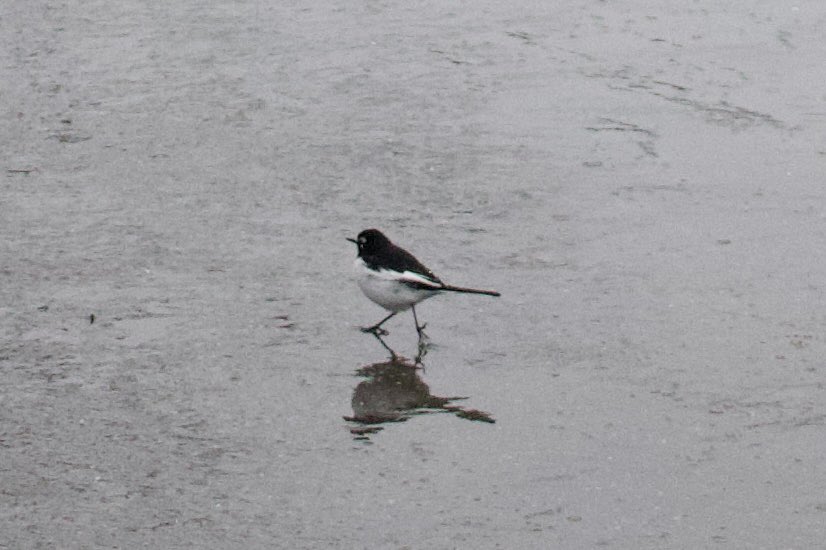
2,1,826,548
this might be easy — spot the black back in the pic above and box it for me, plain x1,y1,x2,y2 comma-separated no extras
354,229,442,284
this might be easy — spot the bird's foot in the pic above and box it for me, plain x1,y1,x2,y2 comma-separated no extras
361,325,389,336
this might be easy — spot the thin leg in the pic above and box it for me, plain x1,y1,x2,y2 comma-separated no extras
361,311,396,335
411,306,428,339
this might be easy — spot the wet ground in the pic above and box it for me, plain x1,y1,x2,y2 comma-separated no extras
3,1,826,548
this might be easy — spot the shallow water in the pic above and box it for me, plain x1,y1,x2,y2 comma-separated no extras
2,1,826,548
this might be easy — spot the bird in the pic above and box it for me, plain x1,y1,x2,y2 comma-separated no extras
347,228,500,338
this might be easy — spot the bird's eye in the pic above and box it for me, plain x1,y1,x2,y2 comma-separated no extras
358,237,366,244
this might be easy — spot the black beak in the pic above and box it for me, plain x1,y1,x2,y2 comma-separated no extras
346,237,358,244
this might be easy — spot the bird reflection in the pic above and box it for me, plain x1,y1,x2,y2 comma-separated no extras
344,335,495,439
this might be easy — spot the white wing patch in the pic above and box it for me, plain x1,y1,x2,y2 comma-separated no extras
395,270,443,289
354,258,441,288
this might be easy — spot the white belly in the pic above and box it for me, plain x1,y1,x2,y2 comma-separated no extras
355,259,440,312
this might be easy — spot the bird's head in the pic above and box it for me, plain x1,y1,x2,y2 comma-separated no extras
347,228,390,256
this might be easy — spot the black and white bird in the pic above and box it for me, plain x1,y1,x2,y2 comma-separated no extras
347,228,500,337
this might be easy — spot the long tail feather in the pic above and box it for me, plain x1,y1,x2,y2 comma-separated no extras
441,284,500,297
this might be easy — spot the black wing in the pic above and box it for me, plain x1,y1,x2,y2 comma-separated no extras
363,244,443,286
